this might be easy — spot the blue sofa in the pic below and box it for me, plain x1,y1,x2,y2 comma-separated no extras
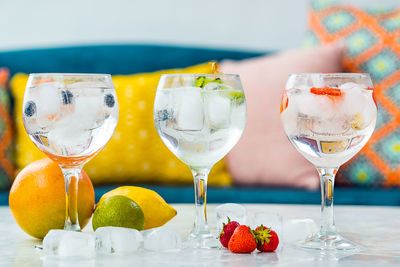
1,44,399,206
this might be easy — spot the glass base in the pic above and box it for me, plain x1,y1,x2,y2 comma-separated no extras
299,232,360,251
65,223,81,231
184,232,219,249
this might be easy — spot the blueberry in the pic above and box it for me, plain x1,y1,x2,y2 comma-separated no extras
61,90,73,105
157,109,171,121
104,94,115,108
24,101,36,117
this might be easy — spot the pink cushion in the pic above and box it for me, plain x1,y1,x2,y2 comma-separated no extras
221,44,344,189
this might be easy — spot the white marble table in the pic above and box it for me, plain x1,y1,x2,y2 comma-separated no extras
1,204,400,266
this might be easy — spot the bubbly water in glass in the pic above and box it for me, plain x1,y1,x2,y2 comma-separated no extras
23,81,118,165
154,86,246,168
281,82,376,168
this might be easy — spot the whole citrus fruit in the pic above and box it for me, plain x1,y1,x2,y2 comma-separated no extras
98,186,177,229
9,158,95,239
92,195,145,231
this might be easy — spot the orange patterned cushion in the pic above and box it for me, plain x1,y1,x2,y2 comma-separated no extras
0,68,14,189
307,1,400,187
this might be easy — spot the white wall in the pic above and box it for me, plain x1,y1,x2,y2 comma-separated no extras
0,0,398,52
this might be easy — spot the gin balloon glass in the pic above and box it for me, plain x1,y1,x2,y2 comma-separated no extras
154,74,246,248
23,74,118,231
280,73,377,250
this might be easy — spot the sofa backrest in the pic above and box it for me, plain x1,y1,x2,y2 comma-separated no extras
0,45,265,76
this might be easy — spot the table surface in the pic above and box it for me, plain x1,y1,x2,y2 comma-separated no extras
1,204,400,267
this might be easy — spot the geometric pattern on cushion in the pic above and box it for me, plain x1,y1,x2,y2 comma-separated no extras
307,0,400,187
0,68,14,189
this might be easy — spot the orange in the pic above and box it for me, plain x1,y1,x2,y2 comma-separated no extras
9,158,95,239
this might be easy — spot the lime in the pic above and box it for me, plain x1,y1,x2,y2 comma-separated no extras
92,195,145,231
194,76,222,88
220,91,245,104
97,186,177,230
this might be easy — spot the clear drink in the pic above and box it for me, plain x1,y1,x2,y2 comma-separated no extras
280,73,377,250
22,74,118,231
153,74,246,248
23,81,118,166
154,87,246,168
281,84,376,168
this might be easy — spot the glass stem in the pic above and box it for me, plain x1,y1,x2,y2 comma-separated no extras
61,167,82,231
317,167,338,237
191,168,210,236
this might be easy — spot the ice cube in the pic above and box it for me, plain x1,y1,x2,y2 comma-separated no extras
42,258,95,267
155,90,171,110
73,95,105,129
43,230,95,258
307,116,350,135
33,82,63,119
47,125,91,156
143,226,182,251
67,81,109,89
297,91,336,120
341,83,367,115
339,82,359,91
247,211,282,240
340,83,377,130
203,82,232,91
291,89,350,135
95,227,143,255
282,219,318,244
174,87,204,131
205,93,231,129
215,203,247,233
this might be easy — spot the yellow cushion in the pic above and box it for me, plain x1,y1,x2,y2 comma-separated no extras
10,63,232,186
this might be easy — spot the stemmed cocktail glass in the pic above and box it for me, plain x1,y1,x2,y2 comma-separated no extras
23,74,118,231
154,74,246,248
280,73,377,250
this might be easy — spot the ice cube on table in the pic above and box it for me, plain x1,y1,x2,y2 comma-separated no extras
43,230,95,258
143,226,182,251
282,218,318,244
247,211,282,238
43,258,95,267
215,203,247,233
174,87,204,131
95,226,143,255
205,93,231,129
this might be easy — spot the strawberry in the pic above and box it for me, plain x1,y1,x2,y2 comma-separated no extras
254,225,279,252
310,87,342,96
219,217,240,248
228,225,257,253
280,90,289,114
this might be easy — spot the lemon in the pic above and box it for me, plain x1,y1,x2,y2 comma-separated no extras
97,186,177,229
92,195,145,231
